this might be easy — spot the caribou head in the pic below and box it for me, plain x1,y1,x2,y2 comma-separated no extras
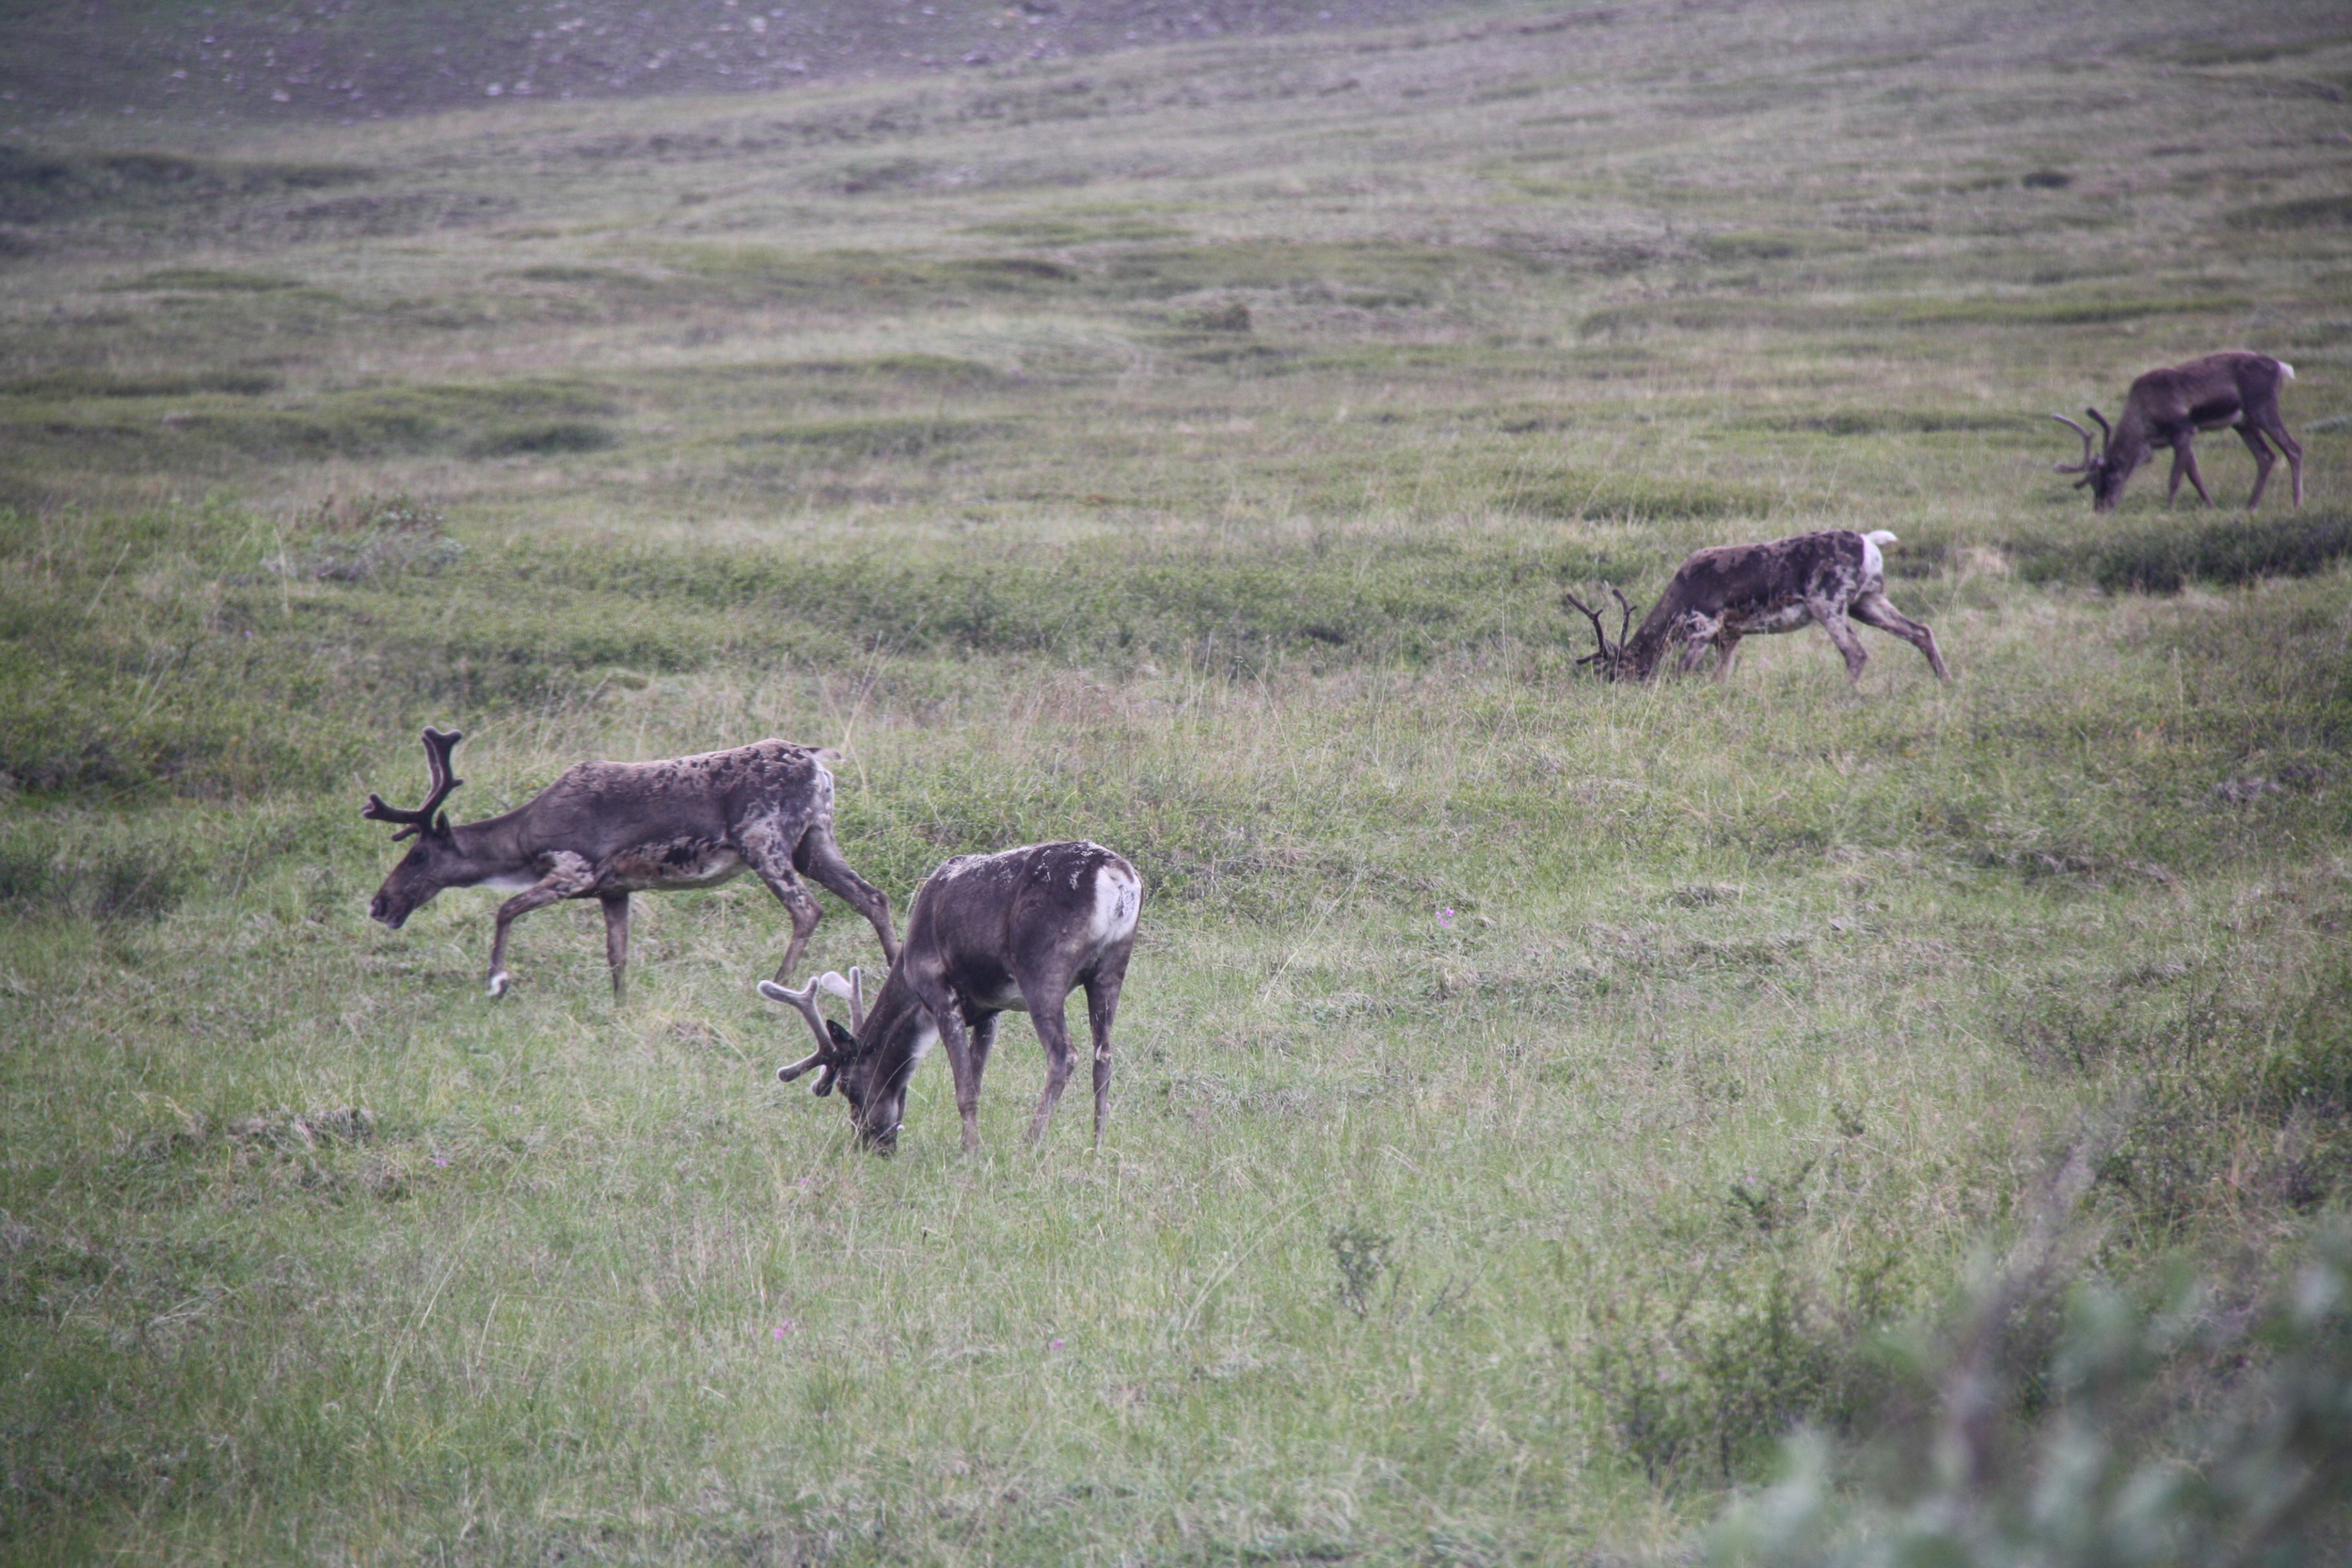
1561,587,1639,681
2050,408,2124,511
764,968,901,1146
363,727,472,928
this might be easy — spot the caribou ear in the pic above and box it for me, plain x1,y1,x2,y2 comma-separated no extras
827,1020,856,1048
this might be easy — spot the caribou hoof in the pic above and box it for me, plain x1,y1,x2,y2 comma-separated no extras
487,972,512,997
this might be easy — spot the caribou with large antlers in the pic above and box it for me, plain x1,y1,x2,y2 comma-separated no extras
364,729,898,999
2052,351,2301,512
762,840,1141,1152
1565,529,1948,684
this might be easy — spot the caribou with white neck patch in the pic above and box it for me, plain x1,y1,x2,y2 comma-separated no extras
2052,351,2301,513
1565,529,1949,684
763,841,1141,1152
364,729,898,999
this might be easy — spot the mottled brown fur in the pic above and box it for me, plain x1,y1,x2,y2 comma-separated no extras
1566,530,1949,684
365,730,898,999
765,841,1140,1152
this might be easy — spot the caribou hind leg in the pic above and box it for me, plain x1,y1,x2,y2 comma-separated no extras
738,824,826,984
2249,409,2304,507
1851,591,1950,682
1084,955,1130,1150
1017,970,1083,1147
2236,424,2280,510
793,821,899,965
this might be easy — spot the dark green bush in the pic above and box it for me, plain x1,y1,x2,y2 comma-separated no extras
463,421,618,458
1712,1227,2352,1567
2012,511,2352,594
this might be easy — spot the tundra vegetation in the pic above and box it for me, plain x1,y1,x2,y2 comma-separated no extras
3,0,2351,1561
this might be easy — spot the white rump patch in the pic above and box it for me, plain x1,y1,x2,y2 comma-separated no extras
1090,863,1142,942
1860,532,1891,587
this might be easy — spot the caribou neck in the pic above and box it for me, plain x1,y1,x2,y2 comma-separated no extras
847,967,939,1076
431,803,548,880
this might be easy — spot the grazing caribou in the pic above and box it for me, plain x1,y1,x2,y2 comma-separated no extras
2052,351,2302,512
762,840,1141,1152
1565,529,1949,684
364,728,898,1000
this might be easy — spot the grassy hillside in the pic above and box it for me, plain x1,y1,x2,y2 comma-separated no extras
4,0,2352,1561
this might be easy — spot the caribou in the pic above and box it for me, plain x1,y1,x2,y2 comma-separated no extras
363,729,898,999
762,840,1141,1152
2052,351,2302,512
1564,529,1949,684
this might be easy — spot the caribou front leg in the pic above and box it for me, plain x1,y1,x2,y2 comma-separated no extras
913,977,987,1153
1808,598,1870,682
485,851,596,996
2167,437,2215,507
601,892,630,1003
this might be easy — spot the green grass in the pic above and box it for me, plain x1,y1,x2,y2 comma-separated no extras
3,0,2352,1561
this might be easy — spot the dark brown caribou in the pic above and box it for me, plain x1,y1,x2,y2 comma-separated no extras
2052,351,2302,512
364,729,898,1000
1565,529,1949,684
762,840,1141,1152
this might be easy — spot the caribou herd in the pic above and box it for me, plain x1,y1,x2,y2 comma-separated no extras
362,349,2302,1151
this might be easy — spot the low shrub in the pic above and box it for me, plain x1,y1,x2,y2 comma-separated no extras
1711,1225,2352,1567
2011,511,2352,594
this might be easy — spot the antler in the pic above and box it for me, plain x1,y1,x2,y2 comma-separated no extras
1562,589,1614,669
819,967,866,1033
2049,413,2098,473
361,727,466,840
761,975,851,1095
1565,587,1640,674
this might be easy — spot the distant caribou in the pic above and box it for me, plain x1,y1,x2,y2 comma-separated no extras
762,840,1141,1152
2052,351,2302,512
1565,529,1949,684
364,729,898,999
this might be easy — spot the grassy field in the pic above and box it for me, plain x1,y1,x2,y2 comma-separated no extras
5,0,2352,1561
